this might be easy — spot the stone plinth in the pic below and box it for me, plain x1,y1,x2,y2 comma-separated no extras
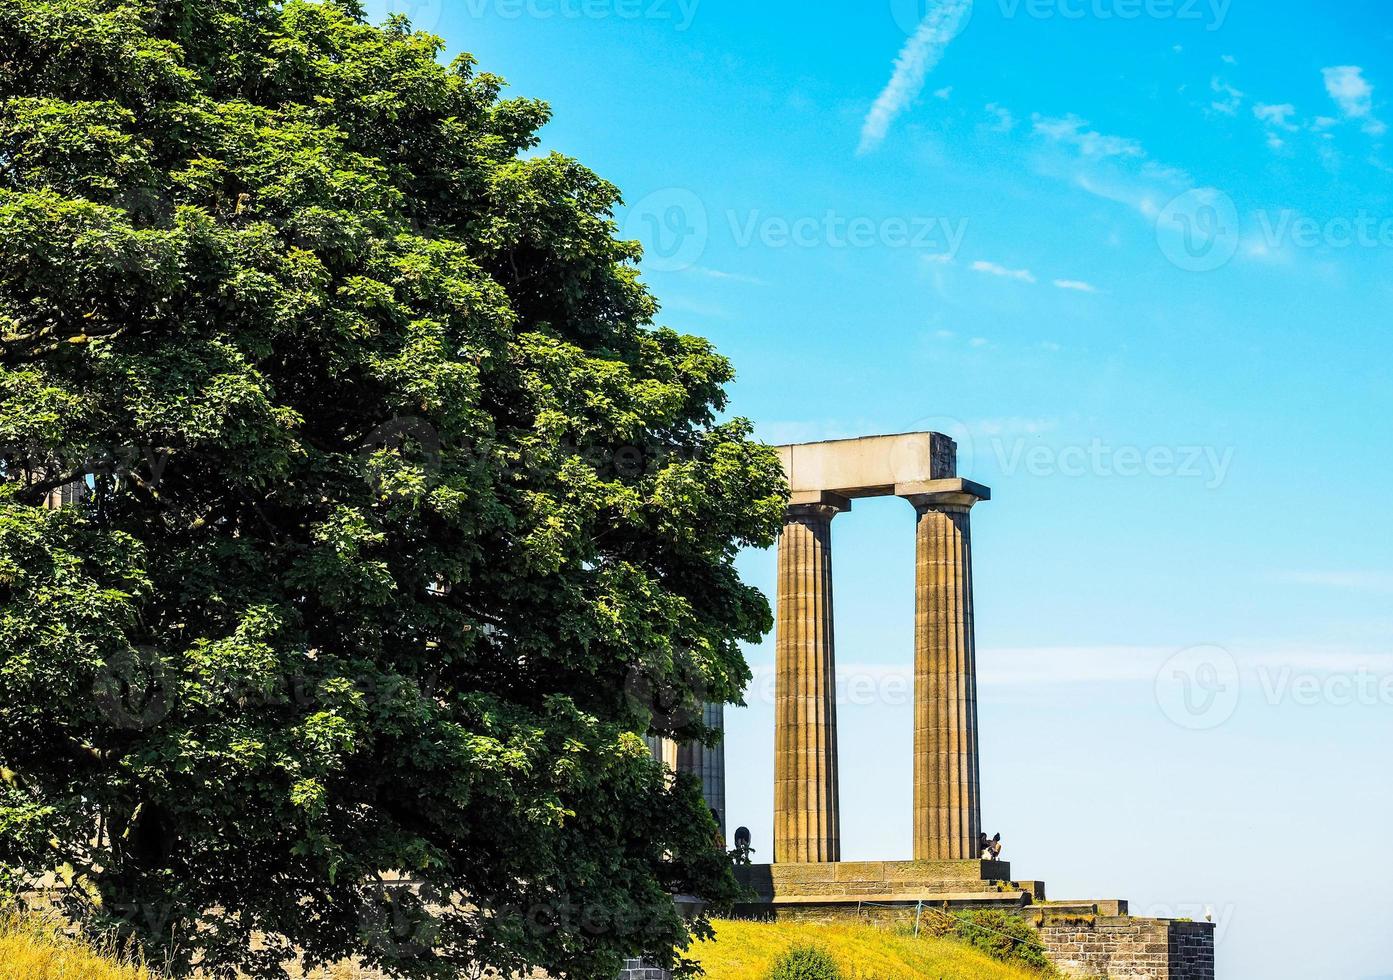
735,859,1014,903
773,496,847,864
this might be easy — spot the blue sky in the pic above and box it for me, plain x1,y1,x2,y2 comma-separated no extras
393,1,1391,976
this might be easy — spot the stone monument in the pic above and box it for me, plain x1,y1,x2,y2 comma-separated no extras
727,431,1217,980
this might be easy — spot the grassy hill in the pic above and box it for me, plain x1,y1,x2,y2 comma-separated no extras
1,912,1052,980
689,919,1052,980
0,914,155,980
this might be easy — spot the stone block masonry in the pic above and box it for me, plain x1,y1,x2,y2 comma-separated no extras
1032,914,1216,980
616,959,671,980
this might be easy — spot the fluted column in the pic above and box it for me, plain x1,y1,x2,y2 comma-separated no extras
678,703,726,839
774,493,849,864
900,479,989,862
645,735,678,777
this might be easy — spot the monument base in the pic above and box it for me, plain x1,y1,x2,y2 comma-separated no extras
735,859,1022,910
731,861,1214,980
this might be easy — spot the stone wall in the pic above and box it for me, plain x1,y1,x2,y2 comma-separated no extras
1033,914,1215,980
616,959,671,980
1167,921,1217,980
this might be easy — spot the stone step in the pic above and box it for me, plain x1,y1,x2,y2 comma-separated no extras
1028,899,1130,918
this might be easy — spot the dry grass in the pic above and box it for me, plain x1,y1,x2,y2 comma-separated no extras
0,913,157,980
690,919,1049,980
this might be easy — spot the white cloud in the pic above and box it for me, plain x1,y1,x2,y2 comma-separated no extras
1254,103,1299,152
1323,66,1385,135
922,252,955,265
985,102,1015,132
965,417,1058,437
1211,76,1245,115
1221,54,1238,65
858,0,973,155
689,266,768,286
1140,160,1194,185
1269,570,1393,594
1032,114,1144,158
935,85,954,100
1019,109,1189,226
1053,278,1098,293
971,260,1036,283
1254,103,1299,130
976,644,1393,687
969,337,990,347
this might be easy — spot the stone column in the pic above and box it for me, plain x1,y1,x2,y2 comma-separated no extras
900,479,990,862
645,735,678,776
677,703,726,839
774,493,849,865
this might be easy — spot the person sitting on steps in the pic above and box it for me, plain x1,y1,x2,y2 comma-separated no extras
979,831,1003,861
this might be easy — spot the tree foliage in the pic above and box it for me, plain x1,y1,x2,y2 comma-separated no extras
0,1,786,976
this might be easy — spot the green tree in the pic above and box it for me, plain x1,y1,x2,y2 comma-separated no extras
0,1,786,977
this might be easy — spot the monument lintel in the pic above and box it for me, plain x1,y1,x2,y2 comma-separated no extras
787,490,853,511
776,431,958,500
